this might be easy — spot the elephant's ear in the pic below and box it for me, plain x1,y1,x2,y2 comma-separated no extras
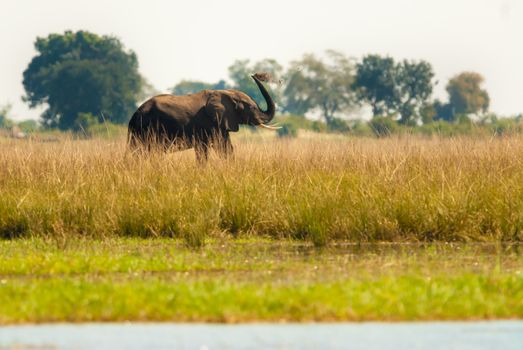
205,93,240,132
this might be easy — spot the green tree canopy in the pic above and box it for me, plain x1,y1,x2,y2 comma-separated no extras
228,58,283,110
353,54,397,117
394,59,434,124
354,55,435,123
283,51,356,126
433,99,454,122
23,30,142,130
171,80,228,95
446,72,489,115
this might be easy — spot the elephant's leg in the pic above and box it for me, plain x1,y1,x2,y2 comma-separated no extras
195,140,210,163
214,132,234,159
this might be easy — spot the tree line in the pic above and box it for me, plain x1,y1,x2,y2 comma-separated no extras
0,30,514,134
180,52,491,129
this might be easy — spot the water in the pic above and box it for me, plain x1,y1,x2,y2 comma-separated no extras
1,322,522,350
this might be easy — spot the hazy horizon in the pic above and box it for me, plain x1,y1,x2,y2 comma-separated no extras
1,0,522,121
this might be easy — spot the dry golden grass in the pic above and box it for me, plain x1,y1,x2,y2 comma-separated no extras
1,133,523,245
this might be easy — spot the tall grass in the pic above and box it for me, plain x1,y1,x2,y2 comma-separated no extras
1,134,523,245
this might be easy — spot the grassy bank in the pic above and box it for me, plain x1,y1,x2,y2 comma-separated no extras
1,135,523,245
0,239,521,323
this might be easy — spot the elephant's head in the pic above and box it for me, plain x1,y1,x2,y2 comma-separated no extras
205,75,278,132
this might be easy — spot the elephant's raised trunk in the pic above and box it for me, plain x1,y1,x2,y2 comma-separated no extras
251,75,275,122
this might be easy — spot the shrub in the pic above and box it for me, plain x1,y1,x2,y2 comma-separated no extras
88,122,128,139
17,120,40,133
369,117,397,137
349,120,374,137
416,120,477,137
327,118,350,133
311,121,327,133
277,123,298,138
274,114,315,132
0,104,13,129
74,113,98,135
489,118,522,136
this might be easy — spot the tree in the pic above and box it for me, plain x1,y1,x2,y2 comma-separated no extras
0,104,13,129
171,80,228,95
353,54,397,117
446,72,489,115
284,51,356,126
419,103,437,124
23,30,142,130
433,99,454,122
228,58,283,110
354,55,435,123
394,60,434,124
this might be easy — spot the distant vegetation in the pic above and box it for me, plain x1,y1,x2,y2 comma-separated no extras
274,113,523,138
0,29,518,136
21,30,142,130
0,104,13,129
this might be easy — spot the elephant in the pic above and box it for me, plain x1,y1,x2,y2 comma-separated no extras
128,74,279,161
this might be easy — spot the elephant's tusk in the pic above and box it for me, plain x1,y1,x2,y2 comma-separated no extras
258,123,282,130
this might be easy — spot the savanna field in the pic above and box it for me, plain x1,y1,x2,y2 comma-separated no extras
0,132,522,323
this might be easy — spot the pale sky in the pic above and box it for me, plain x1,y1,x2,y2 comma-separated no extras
1,0,522,121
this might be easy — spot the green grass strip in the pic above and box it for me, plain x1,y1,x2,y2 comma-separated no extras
1,274,522,323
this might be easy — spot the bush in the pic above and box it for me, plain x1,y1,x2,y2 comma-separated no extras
369,117,397,137
277,123,298,138
274,114,315,131
489,118,522,136
327,118,350,133
88,122,128,139
17,120,40,133
349,120,374,137
456,113,473,125
71,113,127,139
74,113,98,135
417,120,478,137
311,121,327,133
0,104,13,129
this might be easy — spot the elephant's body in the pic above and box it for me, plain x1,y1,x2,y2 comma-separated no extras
129,92,216,151
128,75,276,161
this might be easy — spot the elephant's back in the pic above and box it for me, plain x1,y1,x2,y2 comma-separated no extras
128,92,209,141
140,93,206,123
